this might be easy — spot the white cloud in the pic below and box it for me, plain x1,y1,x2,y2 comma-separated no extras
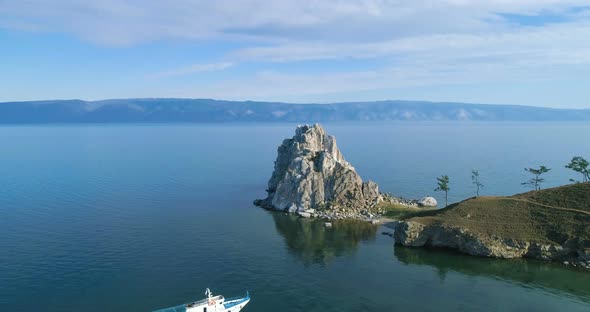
233,20,590,64
2,1,590,45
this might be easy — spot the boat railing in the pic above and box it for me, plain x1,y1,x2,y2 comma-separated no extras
185,298,208,307
224,291,249,302
224,296,243,302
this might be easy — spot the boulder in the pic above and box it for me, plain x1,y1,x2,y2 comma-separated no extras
417,196,437,207
362,180,382,204
297,211,312,218
255,124,382,212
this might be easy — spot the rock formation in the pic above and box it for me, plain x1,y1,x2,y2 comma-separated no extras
393,221,590,263
255,124,382,213
417,196,437,207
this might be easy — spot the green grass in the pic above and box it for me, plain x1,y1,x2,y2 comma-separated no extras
516,182,590,212
378,202,435,219
406,182,590,245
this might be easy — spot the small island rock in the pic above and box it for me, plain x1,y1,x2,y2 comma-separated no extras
255,124,382,213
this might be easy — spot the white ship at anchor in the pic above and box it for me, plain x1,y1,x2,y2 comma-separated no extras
153,288,250,312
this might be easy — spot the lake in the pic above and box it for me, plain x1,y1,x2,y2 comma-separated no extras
1,123,589,311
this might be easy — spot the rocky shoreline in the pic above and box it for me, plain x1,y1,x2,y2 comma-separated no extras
255,192,414,223
391,220,590,270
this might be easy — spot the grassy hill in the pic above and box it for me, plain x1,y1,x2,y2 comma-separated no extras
401,183,590,245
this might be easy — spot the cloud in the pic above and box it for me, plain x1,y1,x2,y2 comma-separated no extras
2,1,590,45
151,62,234,78
2,1,590,105
233,20,590,64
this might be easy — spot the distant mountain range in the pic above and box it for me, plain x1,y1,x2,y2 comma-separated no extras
1,98,589,123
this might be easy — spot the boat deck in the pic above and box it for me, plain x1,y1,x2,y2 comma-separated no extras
152,293,247,312
153,304,186,312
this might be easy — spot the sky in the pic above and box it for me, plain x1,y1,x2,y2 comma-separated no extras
1,1,590,108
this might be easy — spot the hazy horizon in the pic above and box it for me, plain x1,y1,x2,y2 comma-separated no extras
2,97,590,111
2,1,590,107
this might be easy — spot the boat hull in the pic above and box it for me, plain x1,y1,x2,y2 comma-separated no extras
154,292,250,312
185,297,250,312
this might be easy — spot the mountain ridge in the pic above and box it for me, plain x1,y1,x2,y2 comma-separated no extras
1,98,589,123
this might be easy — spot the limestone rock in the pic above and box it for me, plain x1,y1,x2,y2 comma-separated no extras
255,124,381,212
362,181,382,204
393,221,429,247
297,211,312,218
393,220,588,263
417,196,437,207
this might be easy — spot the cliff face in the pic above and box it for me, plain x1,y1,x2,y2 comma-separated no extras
393,221,590,262
256,124,381,213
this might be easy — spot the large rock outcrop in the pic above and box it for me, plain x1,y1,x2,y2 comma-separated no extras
255,124,381,213
393,220,590,264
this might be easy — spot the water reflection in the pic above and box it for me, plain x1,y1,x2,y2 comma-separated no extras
271,212,377,265
394,246,590,302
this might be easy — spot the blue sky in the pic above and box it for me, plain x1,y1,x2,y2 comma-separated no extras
1,1,590,108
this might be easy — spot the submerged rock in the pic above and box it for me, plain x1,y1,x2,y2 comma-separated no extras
255,124,382,213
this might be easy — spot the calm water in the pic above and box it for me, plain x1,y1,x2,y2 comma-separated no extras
1,123,589,312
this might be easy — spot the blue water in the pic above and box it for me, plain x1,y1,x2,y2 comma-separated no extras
0,123,589,312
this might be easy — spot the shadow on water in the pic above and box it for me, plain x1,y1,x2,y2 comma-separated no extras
394,246,590,302
270,212,378,266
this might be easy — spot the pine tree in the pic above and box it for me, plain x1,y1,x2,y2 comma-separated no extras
522,166,550,190
435,175,450,207
565,156,589,183
471,169,483,196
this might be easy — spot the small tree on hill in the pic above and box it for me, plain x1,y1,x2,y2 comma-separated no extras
521,166,550,190
435,175,450,207
471,169,483,196
565,156,589,183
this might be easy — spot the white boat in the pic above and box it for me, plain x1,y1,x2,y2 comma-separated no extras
154,288,250,312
